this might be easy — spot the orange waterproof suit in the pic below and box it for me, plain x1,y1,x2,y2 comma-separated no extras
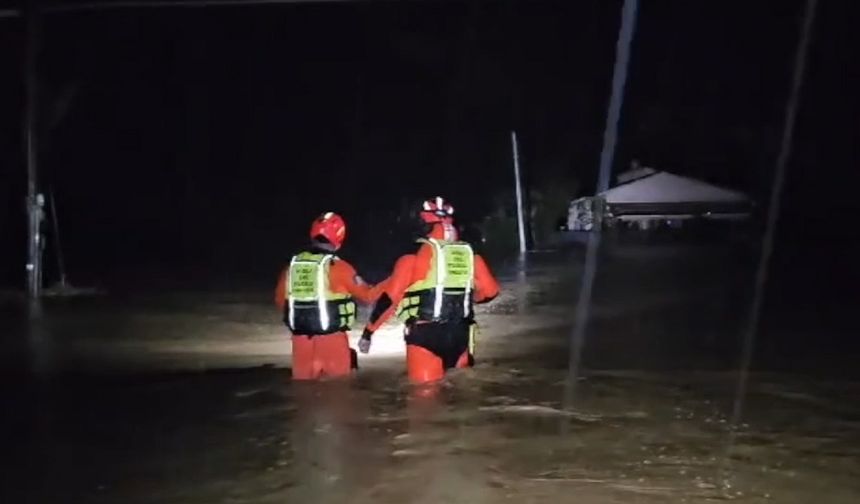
363,225,499,383
276,252,380,380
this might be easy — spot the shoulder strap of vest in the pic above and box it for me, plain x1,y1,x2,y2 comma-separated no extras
292,251,341,265
293,251,316,262
409,238,428,255
420,238,473,249
316,254,334,329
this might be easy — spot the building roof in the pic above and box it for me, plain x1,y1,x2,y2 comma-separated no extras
599,171,750,205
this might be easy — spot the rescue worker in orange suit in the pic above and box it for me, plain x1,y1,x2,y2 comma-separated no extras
358,197,500,383
275,212,381,380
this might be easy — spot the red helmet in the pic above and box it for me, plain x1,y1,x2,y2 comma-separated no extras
420,196,455,224
310,211,347,250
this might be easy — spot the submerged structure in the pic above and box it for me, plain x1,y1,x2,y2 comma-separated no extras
568,167,753,231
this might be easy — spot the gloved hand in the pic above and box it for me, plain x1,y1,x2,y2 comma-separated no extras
358,328,373,354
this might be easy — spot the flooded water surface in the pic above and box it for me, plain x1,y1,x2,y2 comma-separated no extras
2,245,858,503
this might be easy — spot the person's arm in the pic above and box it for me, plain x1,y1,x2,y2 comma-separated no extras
367,277,389,301
330,260,378,305
363,254,417,335
473,254,499,304
274,268,288,311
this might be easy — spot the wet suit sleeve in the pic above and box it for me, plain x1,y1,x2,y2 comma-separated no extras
473,254,500,303
329,260,379,305
274,267,288,311
363,254,417,334
367,277,389,302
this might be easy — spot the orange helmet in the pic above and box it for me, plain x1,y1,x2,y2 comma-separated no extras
420,196,455,224
310,211,346,250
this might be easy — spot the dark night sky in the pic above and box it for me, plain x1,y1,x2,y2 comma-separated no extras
1,0,858,287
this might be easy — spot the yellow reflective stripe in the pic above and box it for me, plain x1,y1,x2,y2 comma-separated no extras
468,324,477,355
287,256,298,328
462,245,475,317
318,255,332,329
428,238,445,318
337,302,356,315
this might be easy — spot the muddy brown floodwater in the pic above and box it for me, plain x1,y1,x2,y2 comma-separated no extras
2,245,859,503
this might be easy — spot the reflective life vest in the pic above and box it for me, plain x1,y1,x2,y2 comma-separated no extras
285,252,356,335
397,238,475,323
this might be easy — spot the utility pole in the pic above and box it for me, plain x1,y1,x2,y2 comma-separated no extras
24,1,44,299
732,0,818,429
511,131,527,255
719,0,817,493
565,0,639,408
49,189,68,289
